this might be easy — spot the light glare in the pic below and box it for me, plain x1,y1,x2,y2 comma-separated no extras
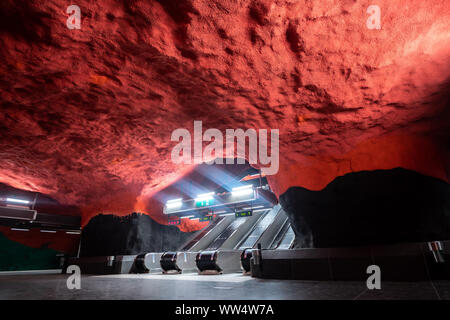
6,198,30,204
166,201,182,209
195,192,214,201
231,185,254,197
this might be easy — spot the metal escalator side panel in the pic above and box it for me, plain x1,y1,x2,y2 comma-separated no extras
268,218,290,249
175,251,199,273
215,250,243,273
219,210,263,250
250,205,286,249
188,215,235,252
178,216,225,251
237,208,278,250
206,217,249,250
143,252,164,274
277,225,296,249
235,210,269,250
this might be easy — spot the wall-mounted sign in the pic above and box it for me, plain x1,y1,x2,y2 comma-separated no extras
196,199,214,207
168,218,180,225
235,210,253,218
199,216,213,222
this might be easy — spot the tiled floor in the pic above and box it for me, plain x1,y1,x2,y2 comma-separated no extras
0,272,449,300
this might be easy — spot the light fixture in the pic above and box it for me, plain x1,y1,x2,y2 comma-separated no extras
218,212,235,217
195,192,214,202
180,215,195,219
231,185,254,197
243,205,264,210
40,230,57,233
165,198,182,209
6,198,30,205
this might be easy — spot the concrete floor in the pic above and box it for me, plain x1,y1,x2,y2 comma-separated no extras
1,271,449,300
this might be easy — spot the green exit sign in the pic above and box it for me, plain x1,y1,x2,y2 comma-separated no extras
235,210,253,218
199,216,213,222
196,199,214,207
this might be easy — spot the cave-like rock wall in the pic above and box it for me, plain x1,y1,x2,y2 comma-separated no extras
280,168,450,248
0,1,448,228
80,212,196,256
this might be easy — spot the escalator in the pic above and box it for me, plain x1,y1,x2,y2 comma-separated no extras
236,209,277,250
196,206,285,274
151,205,297,275
277,225,295,249
240,207,297,272
206,217,249,250
270,219,295,250
160,213,259,274
180,216,226,251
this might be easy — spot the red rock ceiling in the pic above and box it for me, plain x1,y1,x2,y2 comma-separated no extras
0,0,449,228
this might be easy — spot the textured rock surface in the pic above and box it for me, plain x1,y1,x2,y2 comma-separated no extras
80,213,195,256
0,0,449,226
280,168,450,248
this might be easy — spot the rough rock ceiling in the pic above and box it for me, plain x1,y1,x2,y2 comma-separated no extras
0,0,449,226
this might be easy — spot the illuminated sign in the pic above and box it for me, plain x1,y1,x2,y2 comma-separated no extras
199,216,213,222
235,210,253,218
196,199,214,207
168,218,181,226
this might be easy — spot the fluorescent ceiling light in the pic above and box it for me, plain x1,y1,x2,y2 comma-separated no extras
243,205,264,210
232,185,253,191
218,212,234,216
231,185,253,197
195,192,214,201
180,215,195,219
40,230,57,233
11,228,29,232
166,198,182,209
6,198,30,204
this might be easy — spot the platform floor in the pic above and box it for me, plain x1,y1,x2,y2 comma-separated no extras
1,272,449,300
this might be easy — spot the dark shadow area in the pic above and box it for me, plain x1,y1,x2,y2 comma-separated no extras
80,213,196,256
0,0,53,45
280,168,450,248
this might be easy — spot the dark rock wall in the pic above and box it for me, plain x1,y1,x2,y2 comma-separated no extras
80,213,196,256
280,168,450,248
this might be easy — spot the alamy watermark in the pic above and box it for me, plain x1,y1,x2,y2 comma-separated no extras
66,265,81,290
367,5,381,30
64,4,381,31
66,5,81,30
366,265,381,289
171,121,279,175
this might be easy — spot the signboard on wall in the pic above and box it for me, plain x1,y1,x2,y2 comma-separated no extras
195,199,214,208
199,216,213,222
235,210,253,218
168,218,181,226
